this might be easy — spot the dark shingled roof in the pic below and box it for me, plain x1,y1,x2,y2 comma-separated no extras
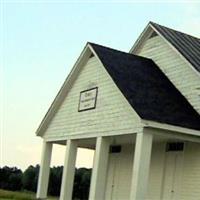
150,22,200,73
90,42,200,130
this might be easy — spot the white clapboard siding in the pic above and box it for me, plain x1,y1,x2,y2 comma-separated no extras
146,142,166,200
105,145,134,200
43,56,141,140
105,141,200,200
148,141,200,200
138,35,200,114
180,142,200,200
105,142,166,200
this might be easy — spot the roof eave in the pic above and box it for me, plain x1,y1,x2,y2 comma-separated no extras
130,22,200,76
141,119,200,136
36,43,93,136
129,22,154,54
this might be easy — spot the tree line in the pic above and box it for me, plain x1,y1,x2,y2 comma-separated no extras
0,165,91,200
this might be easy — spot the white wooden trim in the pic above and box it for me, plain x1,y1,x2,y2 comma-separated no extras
42,119,200,144
130,23,200,77
37,43,141,137
150,24,200,78
129,22,153,54
42,118,200,143
141,119,200,137
36,44,92,136
43,127,142,142
149,128,200,143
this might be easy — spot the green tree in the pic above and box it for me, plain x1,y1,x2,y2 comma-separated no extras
48,166,63,196
22,165,39,192
0,166,22,191
73,168,91,200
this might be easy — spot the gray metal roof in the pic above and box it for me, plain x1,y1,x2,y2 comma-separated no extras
150,22,200,73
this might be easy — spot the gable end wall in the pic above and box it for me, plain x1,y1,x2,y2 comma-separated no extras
43,56,141,140
137,35,200,114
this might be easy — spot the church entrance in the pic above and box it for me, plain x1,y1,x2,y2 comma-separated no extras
162,143,184,200
105,145,133,200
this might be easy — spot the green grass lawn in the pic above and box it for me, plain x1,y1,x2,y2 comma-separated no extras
0,189,58,200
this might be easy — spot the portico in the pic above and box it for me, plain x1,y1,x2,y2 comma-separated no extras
36,124,200,200
36,23,200,200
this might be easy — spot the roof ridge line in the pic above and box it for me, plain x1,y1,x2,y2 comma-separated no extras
150,21,200,40
88,41,153,61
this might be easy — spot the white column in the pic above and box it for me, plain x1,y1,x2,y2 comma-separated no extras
130,131,153,200
89,137,110,200
36,141,53,199
60,140,77,200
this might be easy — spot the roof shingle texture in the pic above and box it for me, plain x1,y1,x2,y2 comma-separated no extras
90,42,200,130
150,22,200,73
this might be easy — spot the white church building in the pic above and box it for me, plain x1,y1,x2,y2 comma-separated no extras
36,22,200,200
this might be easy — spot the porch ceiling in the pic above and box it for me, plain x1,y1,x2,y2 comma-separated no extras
53,132,190,150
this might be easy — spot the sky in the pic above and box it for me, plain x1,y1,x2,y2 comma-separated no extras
1,0,200,171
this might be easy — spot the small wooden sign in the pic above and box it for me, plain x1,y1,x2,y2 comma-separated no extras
78,87,98,112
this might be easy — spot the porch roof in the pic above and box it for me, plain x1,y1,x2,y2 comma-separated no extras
90,43,200,130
